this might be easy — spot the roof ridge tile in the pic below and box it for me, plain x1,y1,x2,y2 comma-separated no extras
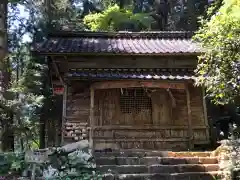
48,31,195,39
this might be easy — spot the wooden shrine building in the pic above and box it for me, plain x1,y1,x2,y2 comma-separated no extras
33,31,209,151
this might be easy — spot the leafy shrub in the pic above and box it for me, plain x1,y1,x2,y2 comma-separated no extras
83,4,153,31
0,141,100,180
0,152,26,176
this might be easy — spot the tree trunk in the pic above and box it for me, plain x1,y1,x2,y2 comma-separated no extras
0,0,7,61
186,0,197,30
0,0,14,151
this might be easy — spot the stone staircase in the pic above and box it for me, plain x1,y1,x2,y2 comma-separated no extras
95,149,222,180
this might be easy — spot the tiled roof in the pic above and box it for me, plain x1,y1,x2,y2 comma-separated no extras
33,31,201,55
67,68,195,80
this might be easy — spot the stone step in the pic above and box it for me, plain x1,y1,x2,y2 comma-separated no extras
97,164,219,174
95,150,214,158
96,156,218,165
99,172,223,180
94,150,168,158
168,151,213,157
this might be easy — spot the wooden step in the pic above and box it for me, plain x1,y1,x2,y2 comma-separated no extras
97,164,219,174
96,156,218,165
99,171,223,180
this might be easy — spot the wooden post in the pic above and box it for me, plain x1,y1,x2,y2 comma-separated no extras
89,88,94,153
61,83,67,145
202,87,210,142
202,87,208,126
186,83,193,150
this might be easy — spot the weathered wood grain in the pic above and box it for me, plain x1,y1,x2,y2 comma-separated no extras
64,81,209,149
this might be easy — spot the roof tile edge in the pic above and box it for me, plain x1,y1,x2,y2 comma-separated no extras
48,31,195,39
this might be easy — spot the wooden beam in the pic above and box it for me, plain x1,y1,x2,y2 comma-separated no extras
61,83,67,145
92,125,208,130
186,83,193,150
94,138,189,142
89,88,94,153
91,80,185,90
62,56,197,69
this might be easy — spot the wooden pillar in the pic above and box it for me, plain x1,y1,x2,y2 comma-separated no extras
61,83,67,145
186,83,193,150
89,88,94,152
202,87,210,141
202,87,208,126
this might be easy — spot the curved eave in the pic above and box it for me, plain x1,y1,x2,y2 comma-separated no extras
31,51,201,57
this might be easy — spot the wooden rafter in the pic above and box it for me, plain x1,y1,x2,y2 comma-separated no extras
51,57,64,86
166,89,176,108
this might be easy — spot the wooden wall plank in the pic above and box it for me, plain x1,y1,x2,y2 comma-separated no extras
66,83,90,120
189,86,205,126
171,89,188,126
64,81,210,148
151,90,171,125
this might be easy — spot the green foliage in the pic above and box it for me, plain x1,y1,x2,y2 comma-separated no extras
48,0,85,31
194,0,240,104
0,142,99,179
4,2,47,150
83,4,154,31
0,152,26,175
44,149,98,179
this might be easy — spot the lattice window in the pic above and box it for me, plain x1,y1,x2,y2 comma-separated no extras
119,88,152,115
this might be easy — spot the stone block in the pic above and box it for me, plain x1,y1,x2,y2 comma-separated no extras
98,165,148,174
139,157,161,165
149,165,177,173
160,157,188,165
